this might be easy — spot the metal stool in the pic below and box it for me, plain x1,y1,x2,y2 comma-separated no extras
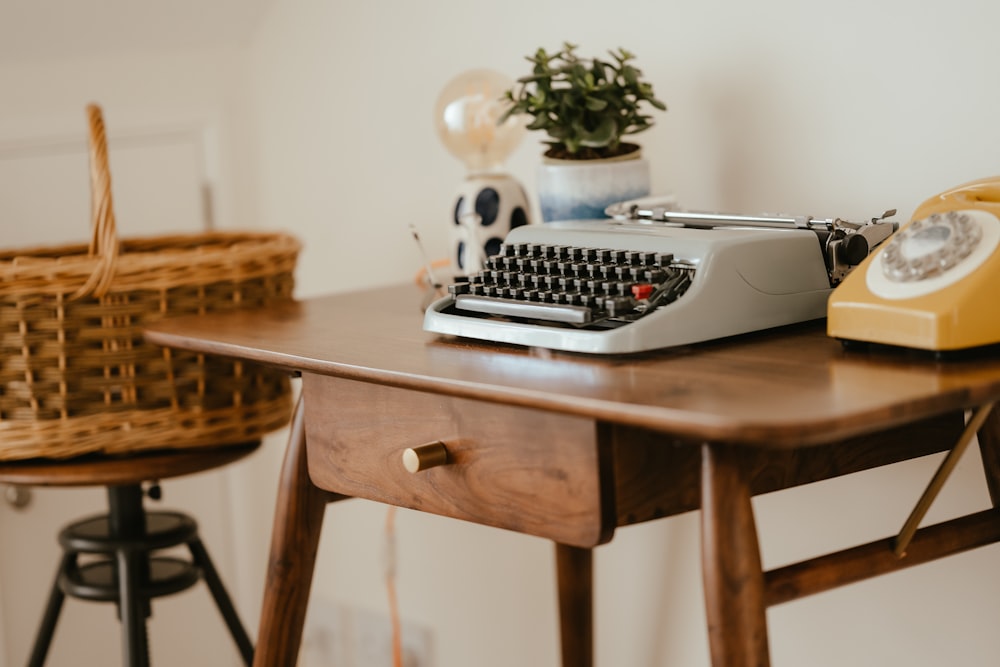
0,443,259,667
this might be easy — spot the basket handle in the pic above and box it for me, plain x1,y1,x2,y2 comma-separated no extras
72,103,120,299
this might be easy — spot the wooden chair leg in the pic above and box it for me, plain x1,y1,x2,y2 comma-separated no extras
977,407,1000,506
700,442,770,667
252,397,342,667
555,543,593,667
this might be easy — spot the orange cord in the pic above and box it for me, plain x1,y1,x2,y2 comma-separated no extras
385,506,403,667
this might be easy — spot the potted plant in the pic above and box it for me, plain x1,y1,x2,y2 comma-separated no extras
500,42,667,221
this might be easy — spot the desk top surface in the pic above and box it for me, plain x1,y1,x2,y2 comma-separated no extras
145,284,1000,448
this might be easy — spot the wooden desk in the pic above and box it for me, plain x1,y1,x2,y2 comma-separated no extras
145,284,1000,667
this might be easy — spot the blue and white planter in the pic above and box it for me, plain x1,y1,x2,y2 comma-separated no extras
537,149,651,222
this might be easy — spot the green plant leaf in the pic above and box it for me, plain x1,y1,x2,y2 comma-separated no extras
497,42,666,157
547,125,569,140
575,116,617,147
527,116,551,131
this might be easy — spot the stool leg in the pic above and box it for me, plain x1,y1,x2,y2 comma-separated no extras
107,485,150,667
27,552,75,667
187,537,254,665
117,549,150,667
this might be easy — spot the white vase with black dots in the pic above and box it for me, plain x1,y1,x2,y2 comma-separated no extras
435,69,532,278
451,175,530,275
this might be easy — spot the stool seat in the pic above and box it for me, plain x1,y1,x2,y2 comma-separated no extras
2,443,261,667
0,442,260,487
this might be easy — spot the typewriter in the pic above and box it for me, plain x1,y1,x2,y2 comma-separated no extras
423,200,897,354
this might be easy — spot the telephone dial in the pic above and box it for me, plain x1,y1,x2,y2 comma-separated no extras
828,176,1000,353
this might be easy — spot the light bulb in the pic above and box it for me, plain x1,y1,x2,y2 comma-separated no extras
434,69,526,174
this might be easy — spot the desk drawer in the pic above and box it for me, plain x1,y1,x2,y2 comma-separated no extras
302,374,614,547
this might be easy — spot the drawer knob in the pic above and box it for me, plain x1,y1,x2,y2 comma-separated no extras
402,441,449,473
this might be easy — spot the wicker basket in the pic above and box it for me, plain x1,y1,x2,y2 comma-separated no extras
0,104,300,461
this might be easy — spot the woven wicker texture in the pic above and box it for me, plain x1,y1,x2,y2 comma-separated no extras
0,104,300,460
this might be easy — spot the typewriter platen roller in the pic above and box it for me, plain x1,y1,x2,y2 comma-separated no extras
423,201,896,354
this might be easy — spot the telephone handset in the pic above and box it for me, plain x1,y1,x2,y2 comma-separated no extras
828,177,1000,353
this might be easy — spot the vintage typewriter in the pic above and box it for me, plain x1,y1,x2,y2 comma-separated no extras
424,200,897,354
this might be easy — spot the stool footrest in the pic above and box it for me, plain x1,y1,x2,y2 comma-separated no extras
60,556,201,603
59,511,198,553
26,482,254,666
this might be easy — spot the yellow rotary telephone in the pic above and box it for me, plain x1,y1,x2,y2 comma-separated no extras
828,176,1000,353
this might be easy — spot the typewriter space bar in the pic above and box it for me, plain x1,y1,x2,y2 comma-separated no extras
455,295,593,324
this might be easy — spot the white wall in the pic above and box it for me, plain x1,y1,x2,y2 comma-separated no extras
241,0,1000,665
3,0,1000,664
0,48,258,237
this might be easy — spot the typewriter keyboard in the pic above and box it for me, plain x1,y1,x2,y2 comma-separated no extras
447,242,694,328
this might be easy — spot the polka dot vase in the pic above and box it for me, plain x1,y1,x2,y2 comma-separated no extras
451,174,530,277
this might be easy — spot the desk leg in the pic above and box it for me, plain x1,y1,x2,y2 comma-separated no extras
555,543,593,667
700,443,770,667
253,398,341,667
977,408,1000,505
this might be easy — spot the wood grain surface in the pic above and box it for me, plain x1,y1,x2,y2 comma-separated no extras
302,374,615,547
146,284,1000,447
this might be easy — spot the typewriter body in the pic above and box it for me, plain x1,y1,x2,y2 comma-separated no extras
828,177,1000,353
424,202,896,354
